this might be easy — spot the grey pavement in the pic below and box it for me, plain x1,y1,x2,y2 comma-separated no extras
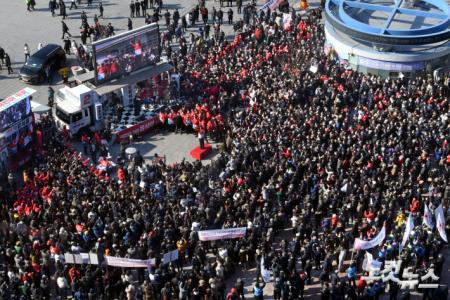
72,128,222,165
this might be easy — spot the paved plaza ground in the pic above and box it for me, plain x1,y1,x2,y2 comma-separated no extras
0,0,449,298
72,128,222,165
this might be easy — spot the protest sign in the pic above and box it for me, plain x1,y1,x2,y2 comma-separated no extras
353,224,386,250
198,227,246,241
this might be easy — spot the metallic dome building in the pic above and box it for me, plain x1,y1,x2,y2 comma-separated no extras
324,0,450,77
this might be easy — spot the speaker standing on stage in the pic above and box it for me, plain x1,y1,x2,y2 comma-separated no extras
198,128,205,149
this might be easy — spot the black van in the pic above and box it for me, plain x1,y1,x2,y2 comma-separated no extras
19,44,66,84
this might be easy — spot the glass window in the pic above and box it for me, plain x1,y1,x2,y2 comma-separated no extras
71,112,83,123
84,109,89,117
56,91,68,101
25,57,43,69
55,107,70,124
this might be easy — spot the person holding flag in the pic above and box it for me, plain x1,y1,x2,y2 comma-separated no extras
400,213,414,253
435,204,448,243
423,203,434,229
353,223,386,251
260,255,271,283
282,13,292,31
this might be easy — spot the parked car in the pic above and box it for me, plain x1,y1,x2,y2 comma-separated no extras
19,44,66,84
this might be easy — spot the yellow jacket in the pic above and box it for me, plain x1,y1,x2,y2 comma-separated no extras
177,239,187,253
395,213,405,227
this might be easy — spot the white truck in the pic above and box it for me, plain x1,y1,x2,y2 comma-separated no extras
54,84,104,137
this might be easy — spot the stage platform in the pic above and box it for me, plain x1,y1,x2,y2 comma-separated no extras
190,143,212,160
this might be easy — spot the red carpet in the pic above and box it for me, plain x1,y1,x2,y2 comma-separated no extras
190,144,212,160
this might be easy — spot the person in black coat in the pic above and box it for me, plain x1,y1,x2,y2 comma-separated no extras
130,1,135,18
152,10,162,23
99,3,104,18
141,0,146,16
175,114,183,133
181,15,187,31
164,9,171,26
228,8,233,25
61,21,71,39
0,47,4,69
81,30,88,45
127,18,133,30
5,53,13,74
50,0,57,16
133,151,143,167
107,23,115,36
63,38,71,54
135,1,141,17
60,0,67,19
173,9,180,26
217,8,224,25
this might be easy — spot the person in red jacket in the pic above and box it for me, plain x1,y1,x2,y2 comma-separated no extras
69,266,81,283
410,197,420,213
364,209,375,223
117,167,126,183
159,111,168,130
94,131,102,146
331,214,338,229
356,276,366,296
226,288,239,300
255,27,263,42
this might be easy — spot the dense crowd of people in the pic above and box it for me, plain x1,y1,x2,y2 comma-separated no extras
0,2,450,300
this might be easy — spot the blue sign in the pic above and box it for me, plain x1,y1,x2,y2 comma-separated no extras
358,56,424,71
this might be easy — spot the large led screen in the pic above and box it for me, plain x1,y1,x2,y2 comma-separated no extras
0,97,32,133
93,24,160,85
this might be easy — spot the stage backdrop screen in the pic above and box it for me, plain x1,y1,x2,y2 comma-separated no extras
93,24,160,85
0,93,32,133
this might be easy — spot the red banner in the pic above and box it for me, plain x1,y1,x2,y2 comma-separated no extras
116,116,160,143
